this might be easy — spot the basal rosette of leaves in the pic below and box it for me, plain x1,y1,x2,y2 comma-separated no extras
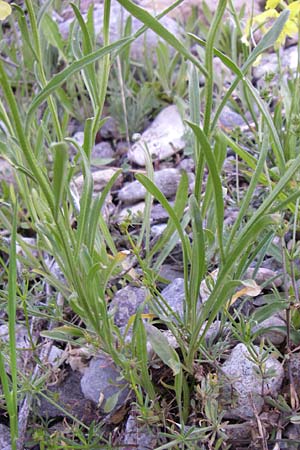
242,0,300,48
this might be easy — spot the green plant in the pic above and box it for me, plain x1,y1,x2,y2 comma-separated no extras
1,0,300,447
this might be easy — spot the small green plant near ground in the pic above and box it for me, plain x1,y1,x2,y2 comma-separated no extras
2,0,300,448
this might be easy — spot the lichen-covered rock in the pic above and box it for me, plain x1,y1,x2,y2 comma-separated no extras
0,424,11,450
220,343,284,419
109,285,148,328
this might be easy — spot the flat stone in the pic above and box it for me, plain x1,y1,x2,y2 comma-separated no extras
220,343,284,420
0,424,11,450
158,264,183,283
128,105,185,166
151,202,174,222
80,352,130,413
92,142,115,161
37,370,97,424
117,201,146,221
118,168,185,204
73,168,121,194
252,315,286,345
119,413,158,450
109,285,148,328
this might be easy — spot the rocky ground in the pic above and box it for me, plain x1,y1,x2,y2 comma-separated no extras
1,0,300,449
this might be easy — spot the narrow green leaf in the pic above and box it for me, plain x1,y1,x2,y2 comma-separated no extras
25,37,132,131
189,195,206,326
185,121,225,265
252,302,287,324
52,142,69,220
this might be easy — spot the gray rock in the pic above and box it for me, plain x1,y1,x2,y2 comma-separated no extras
289,352,300,393
0,324,31,372
119,413,158,450
0,424,11,450
73,168,121,194
224,422,252,443
118,168,187,204
109,285,148,328
158,264,183,283
151,223,167,238
220,343,284,420
252,315,286,345
160,278,196,319
80,352,130,412
285,423,300,450
117,201,146,221
37,370,96,423
92,142,114,161
58,0,182,62
128,105,185,166
99,117,119,140
178,157,194,172
219,105,248,131
151,202,174,222
245,267,283,288
253,46,298,80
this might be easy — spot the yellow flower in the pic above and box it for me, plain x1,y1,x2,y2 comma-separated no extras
241,9,279,46
0,1,11,20
266,0,280,9
242,0,300,49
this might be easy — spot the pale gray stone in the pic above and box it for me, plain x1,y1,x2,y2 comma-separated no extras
0,324,31,372
252,315,286,345
118,168,185,204
219,105,248,131
128,105,185,166
117,201,146,221
119,413,158,450
92,142,114,160
73,168,121,194
245,267,283,288
0,424,11,450
220,343,284,419
161,278,185,318
253,46,298,80
80,352,130,412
